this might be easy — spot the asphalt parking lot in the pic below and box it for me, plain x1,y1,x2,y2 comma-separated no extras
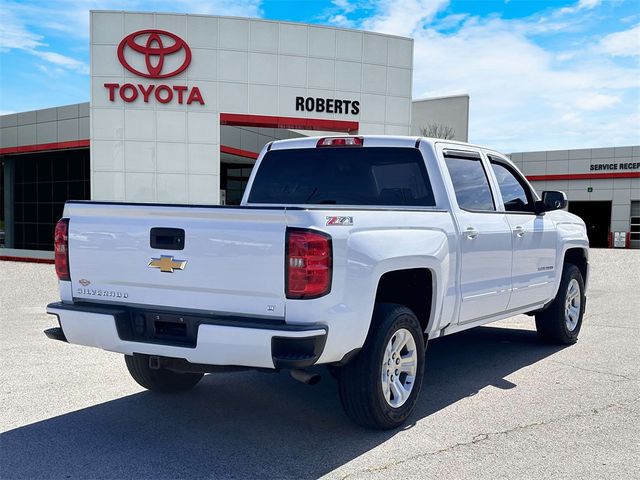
1,249,638,479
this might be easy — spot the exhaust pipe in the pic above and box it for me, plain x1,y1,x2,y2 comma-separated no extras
290,369,321,385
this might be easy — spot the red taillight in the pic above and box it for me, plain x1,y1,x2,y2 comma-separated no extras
54,218,70,281
286,228,332,299
316,136,363,147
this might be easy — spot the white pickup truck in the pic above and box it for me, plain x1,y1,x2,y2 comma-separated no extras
46,136,589,429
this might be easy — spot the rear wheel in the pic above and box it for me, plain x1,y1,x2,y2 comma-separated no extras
124,354,204,393
337,303,425,430
535,264,585,345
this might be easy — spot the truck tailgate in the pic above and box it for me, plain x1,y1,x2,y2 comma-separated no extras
65,202,287,318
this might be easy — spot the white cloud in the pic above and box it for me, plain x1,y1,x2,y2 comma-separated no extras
326,0,639,151
170,0,263,18
433,13,469,31
578,0,601,9
0,0,263,78
2,1,263,40
412,21,638,149
559,0,601,15
332,0,356,13
361,0,450,37
576,93,621,111
0,0,91,74
596,24,640,57
36,64,68,78
329,14,355,28
32,50,90,74
0,4,44,51
561,112,582,125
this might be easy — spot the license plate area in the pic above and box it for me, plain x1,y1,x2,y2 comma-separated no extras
145,312,196,347
116,311,200,348
154,320,187,337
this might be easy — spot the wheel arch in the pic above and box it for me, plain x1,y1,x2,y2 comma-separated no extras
563,247,589,287
373,267,435,337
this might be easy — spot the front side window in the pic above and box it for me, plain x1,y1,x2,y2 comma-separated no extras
490,161,535,213
444,155,495,211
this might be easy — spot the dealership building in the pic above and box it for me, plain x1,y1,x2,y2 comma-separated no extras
0,10,637,258
510,148,640,249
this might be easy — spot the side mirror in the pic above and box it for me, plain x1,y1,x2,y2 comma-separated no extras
536,190,568,214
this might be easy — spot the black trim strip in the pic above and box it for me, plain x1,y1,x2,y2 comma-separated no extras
284,206,448,212
46,301,324,333
48,301,127,316
65,200,448,213
66,200,288,210
443,148,482,159
271,335,327,369
458,208,499,214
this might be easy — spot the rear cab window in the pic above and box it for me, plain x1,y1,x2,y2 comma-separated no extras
247,147,435,207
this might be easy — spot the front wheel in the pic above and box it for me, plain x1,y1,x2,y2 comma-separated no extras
535,263,585,345
124,354,204,393
337,303,425,430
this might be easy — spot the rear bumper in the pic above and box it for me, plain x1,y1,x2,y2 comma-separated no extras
46,302,327,370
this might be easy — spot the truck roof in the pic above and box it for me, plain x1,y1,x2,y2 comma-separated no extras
268,135,493,152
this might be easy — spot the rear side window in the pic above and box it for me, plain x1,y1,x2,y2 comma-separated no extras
248,147,435,206
444,154,495,211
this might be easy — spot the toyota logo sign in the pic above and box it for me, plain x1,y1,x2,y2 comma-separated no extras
105,29,204,105
117,29,191,79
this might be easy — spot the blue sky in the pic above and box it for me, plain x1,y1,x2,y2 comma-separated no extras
0,0,638,151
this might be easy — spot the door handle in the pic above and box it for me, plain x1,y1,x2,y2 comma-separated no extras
465,227,479,239
150,227,185,250
514,225,526,237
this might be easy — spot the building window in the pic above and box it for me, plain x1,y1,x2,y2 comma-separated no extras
0,160,4,247
221,163,254,205
12,149,90,251
631,201,640,249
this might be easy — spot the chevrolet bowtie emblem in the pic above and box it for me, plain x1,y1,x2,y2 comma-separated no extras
148,255,187,273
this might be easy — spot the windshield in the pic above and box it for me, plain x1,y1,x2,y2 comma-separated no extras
247,147,435,206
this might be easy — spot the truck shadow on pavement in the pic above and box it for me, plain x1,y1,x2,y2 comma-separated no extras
1,326,566,479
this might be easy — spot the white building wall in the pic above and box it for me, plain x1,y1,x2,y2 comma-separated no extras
410,95,469,142
90,12,414,204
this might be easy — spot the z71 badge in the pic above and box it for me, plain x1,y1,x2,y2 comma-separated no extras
326,216,353,226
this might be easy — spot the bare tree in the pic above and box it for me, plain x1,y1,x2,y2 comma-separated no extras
419,123,456,140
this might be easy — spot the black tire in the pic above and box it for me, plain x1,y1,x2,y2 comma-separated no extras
124,354,204,393
326,364,341,380
337,303,425,430
535,263,585,345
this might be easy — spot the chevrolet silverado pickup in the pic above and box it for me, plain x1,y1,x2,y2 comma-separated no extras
46,136,589,429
